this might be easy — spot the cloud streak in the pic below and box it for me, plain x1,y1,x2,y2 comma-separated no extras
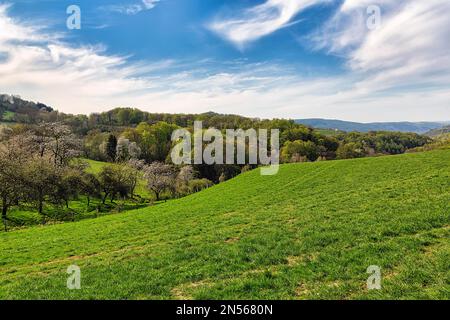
313,0,450,93
102,0,159,15
209,0,327,49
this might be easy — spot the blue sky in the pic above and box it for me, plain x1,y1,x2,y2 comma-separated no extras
1,0,449,121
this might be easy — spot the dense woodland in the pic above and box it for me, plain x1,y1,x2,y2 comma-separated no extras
0,94,436,231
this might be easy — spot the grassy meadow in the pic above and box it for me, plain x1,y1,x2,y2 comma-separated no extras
0,150,449,299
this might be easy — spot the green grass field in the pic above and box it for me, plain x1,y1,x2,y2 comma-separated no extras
314,128,342,136
1,111,15,122
0,150,449,299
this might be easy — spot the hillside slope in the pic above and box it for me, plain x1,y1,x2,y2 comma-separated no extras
0,151,449,300
0,94,53,123
425,125,450,137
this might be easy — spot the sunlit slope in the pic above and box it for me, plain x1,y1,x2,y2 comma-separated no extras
0,150,449,299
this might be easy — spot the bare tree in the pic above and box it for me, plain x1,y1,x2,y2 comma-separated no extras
127,159,145,198
44,123,81,166
175,165,194,197
22,156,61,223
143,162,177,201
28,123,81,166
0,139,26,231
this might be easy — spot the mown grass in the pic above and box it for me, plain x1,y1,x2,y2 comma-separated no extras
0,150,448,300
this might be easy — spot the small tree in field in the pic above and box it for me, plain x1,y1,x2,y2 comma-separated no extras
98,166,120,204
0,139,26,231
143,162,176,201
79,173,101,207
126,159,145,198
175,165,194,197
22,156,61,224
98,164,134,204
188,178,213,193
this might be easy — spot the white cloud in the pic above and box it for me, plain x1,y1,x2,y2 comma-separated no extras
103,0,159,15
142,0,159,10
0,3,52,43
313,0,450,93
209,0,328,49
0,2,449,122
0,3,164,113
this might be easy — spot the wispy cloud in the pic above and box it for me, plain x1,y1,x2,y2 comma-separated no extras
0,2,449,122
102,0,160,15
0,3,165,113
312,0,450,93
208,0,328,49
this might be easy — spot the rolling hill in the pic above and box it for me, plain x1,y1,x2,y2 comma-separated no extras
0,94,53,123
0,150,449,300
425,125,450,137
295,119,447,134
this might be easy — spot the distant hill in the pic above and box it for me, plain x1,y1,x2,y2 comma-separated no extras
295,118,447,134
0,94,53,123
425,125,450,137
2,93,448,136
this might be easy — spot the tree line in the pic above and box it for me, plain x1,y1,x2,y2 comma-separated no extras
0,103,432,231
0,123,212,231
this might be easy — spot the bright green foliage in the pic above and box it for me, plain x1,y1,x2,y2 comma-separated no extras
281,140,320,162
0,150,448,300
134,121,180,162
1,111,15,122
336,142,366,159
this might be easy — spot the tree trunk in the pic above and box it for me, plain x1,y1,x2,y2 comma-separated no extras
131,180,137,199
155,191,160,201
38,200,43,215
102,193,108,205
87,196,90,207
2,201,7,232
38,199,45,224
54,139,59,166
